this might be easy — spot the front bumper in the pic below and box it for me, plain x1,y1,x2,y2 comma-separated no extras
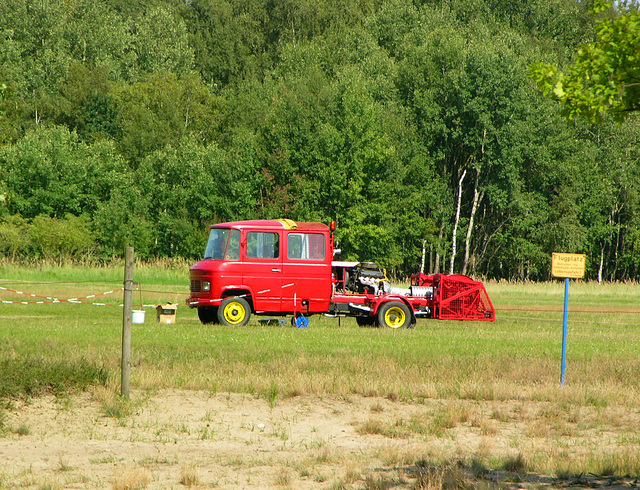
186,297,223,308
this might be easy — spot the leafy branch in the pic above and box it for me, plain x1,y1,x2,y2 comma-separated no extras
531,0,640,123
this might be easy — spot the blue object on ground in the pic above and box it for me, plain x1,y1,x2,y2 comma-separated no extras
294,316,309,329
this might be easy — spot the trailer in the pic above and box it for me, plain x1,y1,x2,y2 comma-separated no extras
187,219,495,328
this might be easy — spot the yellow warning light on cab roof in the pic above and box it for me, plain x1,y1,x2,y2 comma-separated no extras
278,219,298,230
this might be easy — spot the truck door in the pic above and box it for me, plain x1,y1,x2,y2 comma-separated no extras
281,231,332,314
243,230,283,313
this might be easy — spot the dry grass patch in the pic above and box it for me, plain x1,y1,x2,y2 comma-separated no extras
431,401,472,434
340,463,362,485
489,407,510,423
526,419,551,438
11,423,30,436
180,464,200,487
92,385,134,420
477,418,498,437
584,447,640,476
370,401,385,413
273,468,293,486
362,472,402,489
57,454,72,473
377,443,425,467
475,437,495,460
500,452,528,473
412,461,464,490
112,467,150,490
38,477,64,490
313,445,338,464
357,417,390,437
359,402,478,440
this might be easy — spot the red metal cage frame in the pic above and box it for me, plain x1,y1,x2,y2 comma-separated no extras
411,273,495,321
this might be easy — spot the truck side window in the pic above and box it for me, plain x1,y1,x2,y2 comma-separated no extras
246,232,280,259
225,229,241,260
287,233,325,260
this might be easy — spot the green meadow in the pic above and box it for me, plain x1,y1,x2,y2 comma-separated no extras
2,265,639,402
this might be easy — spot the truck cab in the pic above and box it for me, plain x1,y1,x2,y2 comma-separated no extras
188,220,333,325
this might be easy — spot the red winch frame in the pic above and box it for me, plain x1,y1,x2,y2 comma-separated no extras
411,273,495,321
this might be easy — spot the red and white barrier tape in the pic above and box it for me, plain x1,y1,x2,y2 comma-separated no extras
0,286,124,306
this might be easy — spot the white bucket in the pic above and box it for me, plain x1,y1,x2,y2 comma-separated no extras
132,310,146,324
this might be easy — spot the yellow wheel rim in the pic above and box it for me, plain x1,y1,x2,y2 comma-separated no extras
384,306,406,329
223,301,246,325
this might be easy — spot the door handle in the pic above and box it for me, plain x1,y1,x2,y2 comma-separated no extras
272,268,281,272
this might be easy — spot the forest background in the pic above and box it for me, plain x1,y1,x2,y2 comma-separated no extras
1,0,639,281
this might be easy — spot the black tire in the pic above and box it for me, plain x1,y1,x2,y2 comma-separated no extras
377,301,411,329
217,297,251,326
356,316,377,327
197,306,218,324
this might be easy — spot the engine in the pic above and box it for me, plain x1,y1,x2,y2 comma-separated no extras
342,262,383,294
337,262,433,298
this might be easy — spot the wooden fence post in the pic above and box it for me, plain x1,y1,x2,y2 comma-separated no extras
121,246,134,398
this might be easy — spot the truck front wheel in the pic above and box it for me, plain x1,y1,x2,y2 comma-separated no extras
218,297,251,326
377,301,411,329
356,316,377,327
198,306,218,324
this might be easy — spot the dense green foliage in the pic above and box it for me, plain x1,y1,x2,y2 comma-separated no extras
532,0,640,123
1,0,639,280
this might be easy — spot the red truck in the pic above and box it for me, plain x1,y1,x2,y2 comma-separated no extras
187,219,495,327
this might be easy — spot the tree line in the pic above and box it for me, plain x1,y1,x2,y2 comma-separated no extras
0,0,639,281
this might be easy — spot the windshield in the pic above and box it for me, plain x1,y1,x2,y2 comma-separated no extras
204,229,229,259
204,228,241,260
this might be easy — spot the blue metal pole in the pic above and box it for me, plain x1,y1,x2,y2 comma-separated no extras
561,277,569,386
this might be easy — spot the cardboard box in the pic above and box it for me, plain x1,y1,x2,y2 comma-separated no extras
156,303,177,324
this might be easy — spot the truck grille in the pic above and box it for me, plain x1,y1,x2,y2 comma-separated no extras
190,280,201,293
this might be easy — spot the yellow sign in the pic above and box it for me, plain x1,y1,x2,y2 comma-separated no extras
551,253,586,278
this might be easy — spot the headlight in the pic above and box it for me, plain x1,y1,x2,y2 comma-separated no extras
202,281,211,292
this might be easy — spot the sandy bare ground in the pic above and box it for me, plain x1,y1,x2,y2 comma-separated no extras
1,390,639,489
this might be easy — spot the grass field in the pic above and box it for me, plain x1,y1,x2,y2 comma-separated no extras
1,263,640,488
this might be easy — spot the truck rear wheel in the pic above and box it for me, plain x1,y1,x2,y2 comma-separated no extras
218,297,251,326
198,306,219,324
377,301,411,329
